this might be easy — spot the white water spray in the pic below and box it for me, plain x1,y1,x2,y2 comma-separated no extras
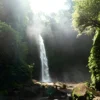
39,34,51,82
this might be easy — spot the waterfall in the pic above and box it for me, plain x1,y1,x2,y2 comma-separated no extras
39,34,51,82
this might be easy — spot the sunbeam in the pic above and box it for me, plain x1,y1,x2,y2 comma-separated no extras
29,0,70,14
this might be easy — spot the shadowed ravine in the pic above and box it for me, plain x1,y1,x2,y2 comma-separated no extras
1,0,100,100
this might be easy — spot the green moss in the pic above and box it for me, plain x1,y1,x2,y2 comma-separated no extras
88,28,100,90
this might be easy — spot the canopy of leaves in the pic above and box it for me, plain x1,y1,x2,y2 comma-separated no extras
0,21,32,90
0,21,18,64
0,0,33,91
73,0,100,90
72,0,100,34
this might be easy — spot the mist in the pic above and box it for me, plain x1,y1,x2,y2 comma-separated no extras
26,0,92,82
0,0,97,99
2,0,92,82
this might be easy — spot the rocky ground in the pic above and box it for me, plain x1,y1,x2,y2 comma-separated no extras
3,80,100,100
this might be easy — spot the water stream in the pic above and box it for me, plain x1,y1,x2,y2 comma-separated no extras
39,34,51,82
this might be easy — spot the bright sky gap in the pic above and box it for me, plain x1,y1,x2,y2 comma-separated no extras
29,0,71,14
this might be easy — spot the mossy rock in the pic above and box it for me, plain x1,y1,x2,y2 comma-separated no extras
72,83,94,100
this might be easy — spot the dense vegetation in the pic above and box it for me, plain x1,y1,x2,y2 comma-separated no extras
0,0,34,92
0,0,95,97
73,0,100,90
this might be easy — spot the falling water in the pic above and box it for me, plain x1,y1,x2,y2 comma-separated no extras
39,34,51,82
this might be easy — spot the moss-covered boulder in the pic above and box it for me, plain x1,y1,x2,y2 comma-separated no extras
72,83,94,100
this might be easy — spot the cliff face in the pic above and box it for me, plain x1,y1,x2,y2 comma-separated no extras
42,31,92,82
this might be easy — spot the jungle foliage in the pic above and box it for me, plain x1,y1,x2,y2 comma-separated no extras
0,0,34,92
73,0,100,90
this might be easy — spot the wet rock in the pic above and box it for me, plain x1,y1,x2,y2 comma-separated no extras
93,96,100,100
72,83,94,100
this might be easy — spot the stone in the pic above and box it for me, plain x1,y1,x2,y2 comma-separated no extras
93,96,100,100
